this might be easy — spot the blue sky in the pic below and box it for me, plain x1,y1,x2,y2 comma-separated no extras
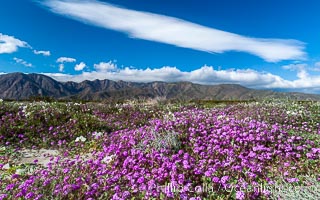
1,0,320,93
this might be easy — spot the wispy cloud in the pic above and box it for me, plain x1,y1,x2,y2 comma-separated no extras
56,57,76,71
0,33,29,54
58,64,64,72
56,56,76,63
313,62,320,72
74,62,86,71
282,63,309,79
33,50,51,56
13,57,33,67
41,0,306,62
42,61,320,93
56,57,77,72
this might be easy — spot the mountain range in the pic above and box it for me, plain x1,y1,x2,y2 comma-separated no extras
0,72,319,101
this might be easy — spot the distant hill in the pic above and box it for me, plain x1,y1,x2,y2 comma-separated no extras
0,72,319,101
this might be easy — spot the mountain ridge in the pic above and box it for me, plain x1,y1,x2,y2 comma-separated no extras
0,72,319,101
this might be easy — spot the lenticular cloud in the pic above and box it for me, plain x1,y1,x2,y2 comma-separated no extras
42,0,306,62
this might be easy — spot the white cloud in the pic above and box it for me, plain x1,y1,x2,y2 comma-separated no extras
43,63,286,87
74,62,86,71
42,0,306,62
41,61,320,93
56,57,76,72
33,50,51,56
13,57,32,67
282,63,309,79
282,63,307,71
0,33,29,54
59,63,64,72
56,57,76,63
94,61,117,72
312,62,320,72
280,62,320,89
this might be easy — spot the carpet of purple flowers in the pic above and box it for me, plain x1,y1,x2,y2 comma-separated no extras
0,100,320,199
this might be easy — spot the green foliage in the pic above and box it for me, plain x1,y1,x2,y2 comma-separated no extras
0,99,319,199
135,129,182,154
269,175,320,200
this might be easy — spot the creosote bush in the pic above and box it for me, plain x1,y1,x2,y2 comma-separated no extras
134,129,181,154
